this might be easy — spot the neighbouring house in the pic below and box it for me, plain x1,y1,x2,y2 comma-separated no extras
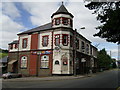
0,56,8,74
8,3,98,76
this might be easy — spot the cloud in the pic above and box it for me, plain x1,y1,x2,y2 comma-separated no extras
1,2,25,49
21,2,58,26
2,2,21,19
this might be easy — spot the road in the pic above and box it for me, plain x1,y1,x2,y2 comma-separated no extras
2,69,120,89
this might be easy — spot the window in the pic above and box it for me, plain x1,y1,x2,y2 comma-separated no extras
55,60,59,65
70,19,73,27
42,36,49,47
55,34,60,46
21,56,27,69
70,35,73,47
41,55,49,68
81,41,85,52
62,34,68,46
22,38,27,48
10,44,13,49
76,39,79,49
63,18,68,25
15,44,18,49
55,18,60,25
86,44,89,54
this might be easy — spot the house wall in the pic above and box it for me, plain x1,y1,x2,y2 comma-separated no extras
19,35,31,51
38,31,52,50
52,14,73,28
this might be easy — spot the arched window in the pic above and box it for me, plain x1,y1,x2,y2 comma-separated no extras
55,60,59,65
41,55,49,68
21,56,27,68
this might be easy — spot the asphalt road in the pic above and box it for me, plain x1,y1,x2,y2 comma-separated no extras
2,69,120,89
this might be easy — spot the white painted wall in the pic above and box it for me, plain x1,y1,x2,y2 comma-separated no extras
52,14,73,28
38,31,52,49
19,35,31,51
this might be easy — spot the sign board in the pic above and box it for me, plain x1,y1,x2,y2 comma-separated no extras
31,51,52,55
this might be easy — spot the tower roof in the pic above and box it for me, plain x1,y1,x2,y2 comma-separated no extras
51,3,74,18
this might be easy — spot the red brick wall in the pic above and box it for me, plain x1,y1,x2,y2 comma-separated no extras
31,34,38,50
29,54,37,76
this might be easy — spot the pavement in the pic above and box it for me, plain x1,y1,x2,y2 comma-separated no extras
2,75,85,82
2,69,119,82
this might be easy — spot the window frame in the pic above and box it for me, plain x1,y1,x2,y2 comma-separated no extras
86,44,89,54
70,35,73,47
42,35,49,47
10,44,13,49
62,34,69,46
40,55,49,69
15,44,18,49
55,34,60,46
76,38,79,49
81,41,85,52
20,56,28,69
62,17,68,25
22,38,28,49
55,18,60,25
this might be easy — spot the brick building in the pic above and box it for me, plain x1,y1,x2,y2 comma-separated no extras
8,3,98,76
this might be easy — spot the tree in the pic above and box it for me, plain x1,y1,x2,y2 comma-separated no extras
85,1,120,44
97,48,112,70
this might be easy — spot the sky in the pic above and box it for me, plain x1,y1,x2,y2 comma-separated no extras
1,0,119,60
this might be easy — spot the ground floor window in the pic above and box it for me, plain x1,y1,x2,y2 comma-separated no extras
41,55,49,68
21,56,27,69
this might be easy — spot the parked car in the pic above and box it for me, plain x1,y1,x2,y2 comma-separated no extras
2,72,22,79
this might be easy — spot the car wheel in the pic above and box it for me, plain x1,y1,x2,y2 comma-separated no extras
8,76,12,79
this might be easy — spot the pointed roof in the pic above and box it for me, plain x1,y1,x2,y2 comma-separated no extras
51,3,73,18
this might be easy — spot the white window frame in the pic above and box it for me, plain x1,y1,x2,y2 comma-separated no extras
41,55,49,68
21,56,27,69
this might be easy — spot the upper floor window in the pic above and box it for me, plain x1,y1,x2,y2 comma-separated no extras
81,41,85,52
70,35,73,47
55,18,60,25
42,36,49,47
15,44,18,49
62,18,68,25
76,39,79,49
62,34,68,46
70,19,73,27
10,44,13,49
22,38,28,48
86,44,89,54
21,56,27,69
55,34,60,46
41,55,49,68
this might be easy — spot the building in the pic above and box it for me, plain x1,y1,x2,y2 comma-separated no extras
8,3,98,76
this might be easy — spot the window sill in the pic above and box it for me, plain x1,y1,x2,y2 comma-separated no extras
40,68,49,69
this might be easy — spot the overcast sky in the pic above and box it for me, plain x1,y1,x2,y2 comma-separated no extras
1,0,119,59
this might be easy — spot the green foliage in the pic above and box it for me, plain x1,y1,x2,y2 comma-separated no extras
0,48,8,59
85,2,120,44
0,53,8,59
97,48,112,69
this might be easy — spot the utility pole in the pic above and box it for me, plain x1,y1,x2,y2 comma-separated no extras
73,29,77,76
